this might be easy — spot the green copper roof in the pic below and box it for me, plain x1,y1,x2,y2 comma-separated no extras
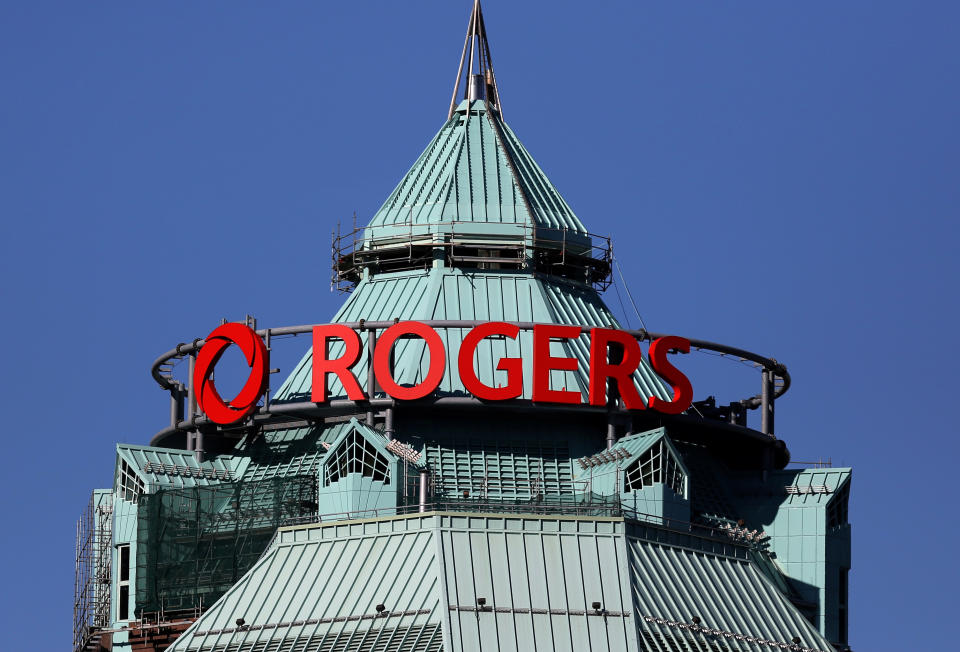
366,99,586,240
627,530,835,651
233,425,337,482
165,512,834,652
116,444,245,489
274,268,670,404
573,427,689,485
167,515,444,652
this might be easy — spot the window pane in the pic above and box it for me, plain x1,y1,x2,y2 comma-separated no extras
119,585,129,620
119,545,130,582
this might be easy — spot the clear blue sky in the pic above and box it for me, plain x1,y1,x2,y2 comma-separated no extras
1,2,956,649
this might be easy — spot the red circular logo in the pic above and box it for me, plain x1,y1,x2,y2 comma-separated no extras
194,323,269,425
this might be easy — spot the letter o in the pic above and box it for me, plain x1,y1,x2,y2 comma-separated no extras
373,321,446,400
194,323,269,425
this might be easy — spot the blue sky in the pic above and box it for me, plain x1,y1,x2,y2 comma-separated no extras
1,2,957,649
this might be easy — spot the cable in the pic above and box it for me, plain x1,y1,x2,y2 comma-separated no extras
611,276,632,329
613,254,649,332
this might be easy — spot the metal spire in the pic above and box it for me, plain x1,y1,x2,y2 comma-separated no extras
447,0,503,120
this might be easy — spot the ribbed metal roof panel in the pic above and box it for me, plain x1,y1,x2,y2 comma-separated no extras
273,269,669,405
163,513,833,652
237,425,336,483
437,513,636,651
167,516,444,652
628,533,835,651
367,100,586,236
571,428,690,485
778,469,851,506
273,271,436,401
117,444,243,489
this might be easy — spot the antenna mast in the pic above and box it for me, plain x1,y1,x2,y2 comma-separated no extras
447,0,503,120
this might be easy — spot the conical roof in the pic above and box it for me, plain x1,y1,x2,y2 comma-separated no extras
366,99,587,241
275,268,671,404
290,2,648,404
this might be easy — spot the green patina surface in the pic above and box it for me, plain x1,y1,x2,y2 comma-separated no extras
164,513,836,652
367,100,587,239
274,268,670,405
94,28,851,649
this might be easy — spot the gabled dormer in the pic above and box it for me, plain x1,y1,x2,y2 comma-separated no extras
574,427,690,523
317,418,425,518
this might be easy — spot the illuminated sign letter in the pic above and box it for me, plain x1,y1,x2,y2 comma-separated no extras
311,324,365,403
373,321,446,400
532,324,582,404
647,336,693,415
458,322,523,400
588,328,646,410
194,323,269,425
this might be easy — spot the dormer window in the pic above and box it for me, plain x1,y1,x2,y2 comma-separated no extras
623,440,685,496
324,430,391,485
118,460,144,504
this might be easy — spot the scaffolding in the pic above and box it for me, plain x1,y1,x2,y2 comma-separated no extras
332,221,613,293
73,491,113,652
135,474,318,614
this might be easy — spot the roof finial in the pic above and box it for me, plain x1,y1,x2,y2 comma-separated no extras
447,0,502,120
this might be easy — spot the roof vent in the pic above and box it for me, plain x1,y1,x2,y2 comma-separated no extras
467,74,485,101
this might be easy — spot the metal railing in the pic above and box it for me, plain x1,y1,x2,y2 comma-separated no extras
331,220,613,291
150,319,789,451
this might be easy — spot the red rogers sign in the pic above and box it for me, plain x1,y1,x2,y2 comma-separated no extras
312,321,693,413
194,323,269,425
196,321,693,425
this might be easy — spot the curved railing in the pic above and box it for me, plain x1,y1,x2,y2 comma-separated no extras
331,222,614,292
150,320,789,445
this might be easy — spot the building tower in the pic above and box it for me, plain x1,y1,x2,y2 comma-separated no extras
73,3,851,651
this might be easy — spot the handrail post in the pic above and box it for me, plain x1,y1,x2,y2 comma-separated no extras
366,323,377,427
419,469,429,513
761,369,775,436
170,383,183,429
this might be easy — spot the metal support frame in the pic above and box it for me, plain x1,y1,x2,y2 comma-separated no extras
151,320,790,451
448,0,502,120
73,493,113,652
419,469,429,513
384,407,395,440
366,326,377,427
606,418,616,450
331,220,613,293
761,369,776,436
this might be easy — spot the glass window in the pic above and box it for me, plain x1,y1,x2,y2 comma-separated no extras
827,481,850,528
324,430,391,485
119,545,129,582
117,544,131,621
623,440,685,496
118,460,145,504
